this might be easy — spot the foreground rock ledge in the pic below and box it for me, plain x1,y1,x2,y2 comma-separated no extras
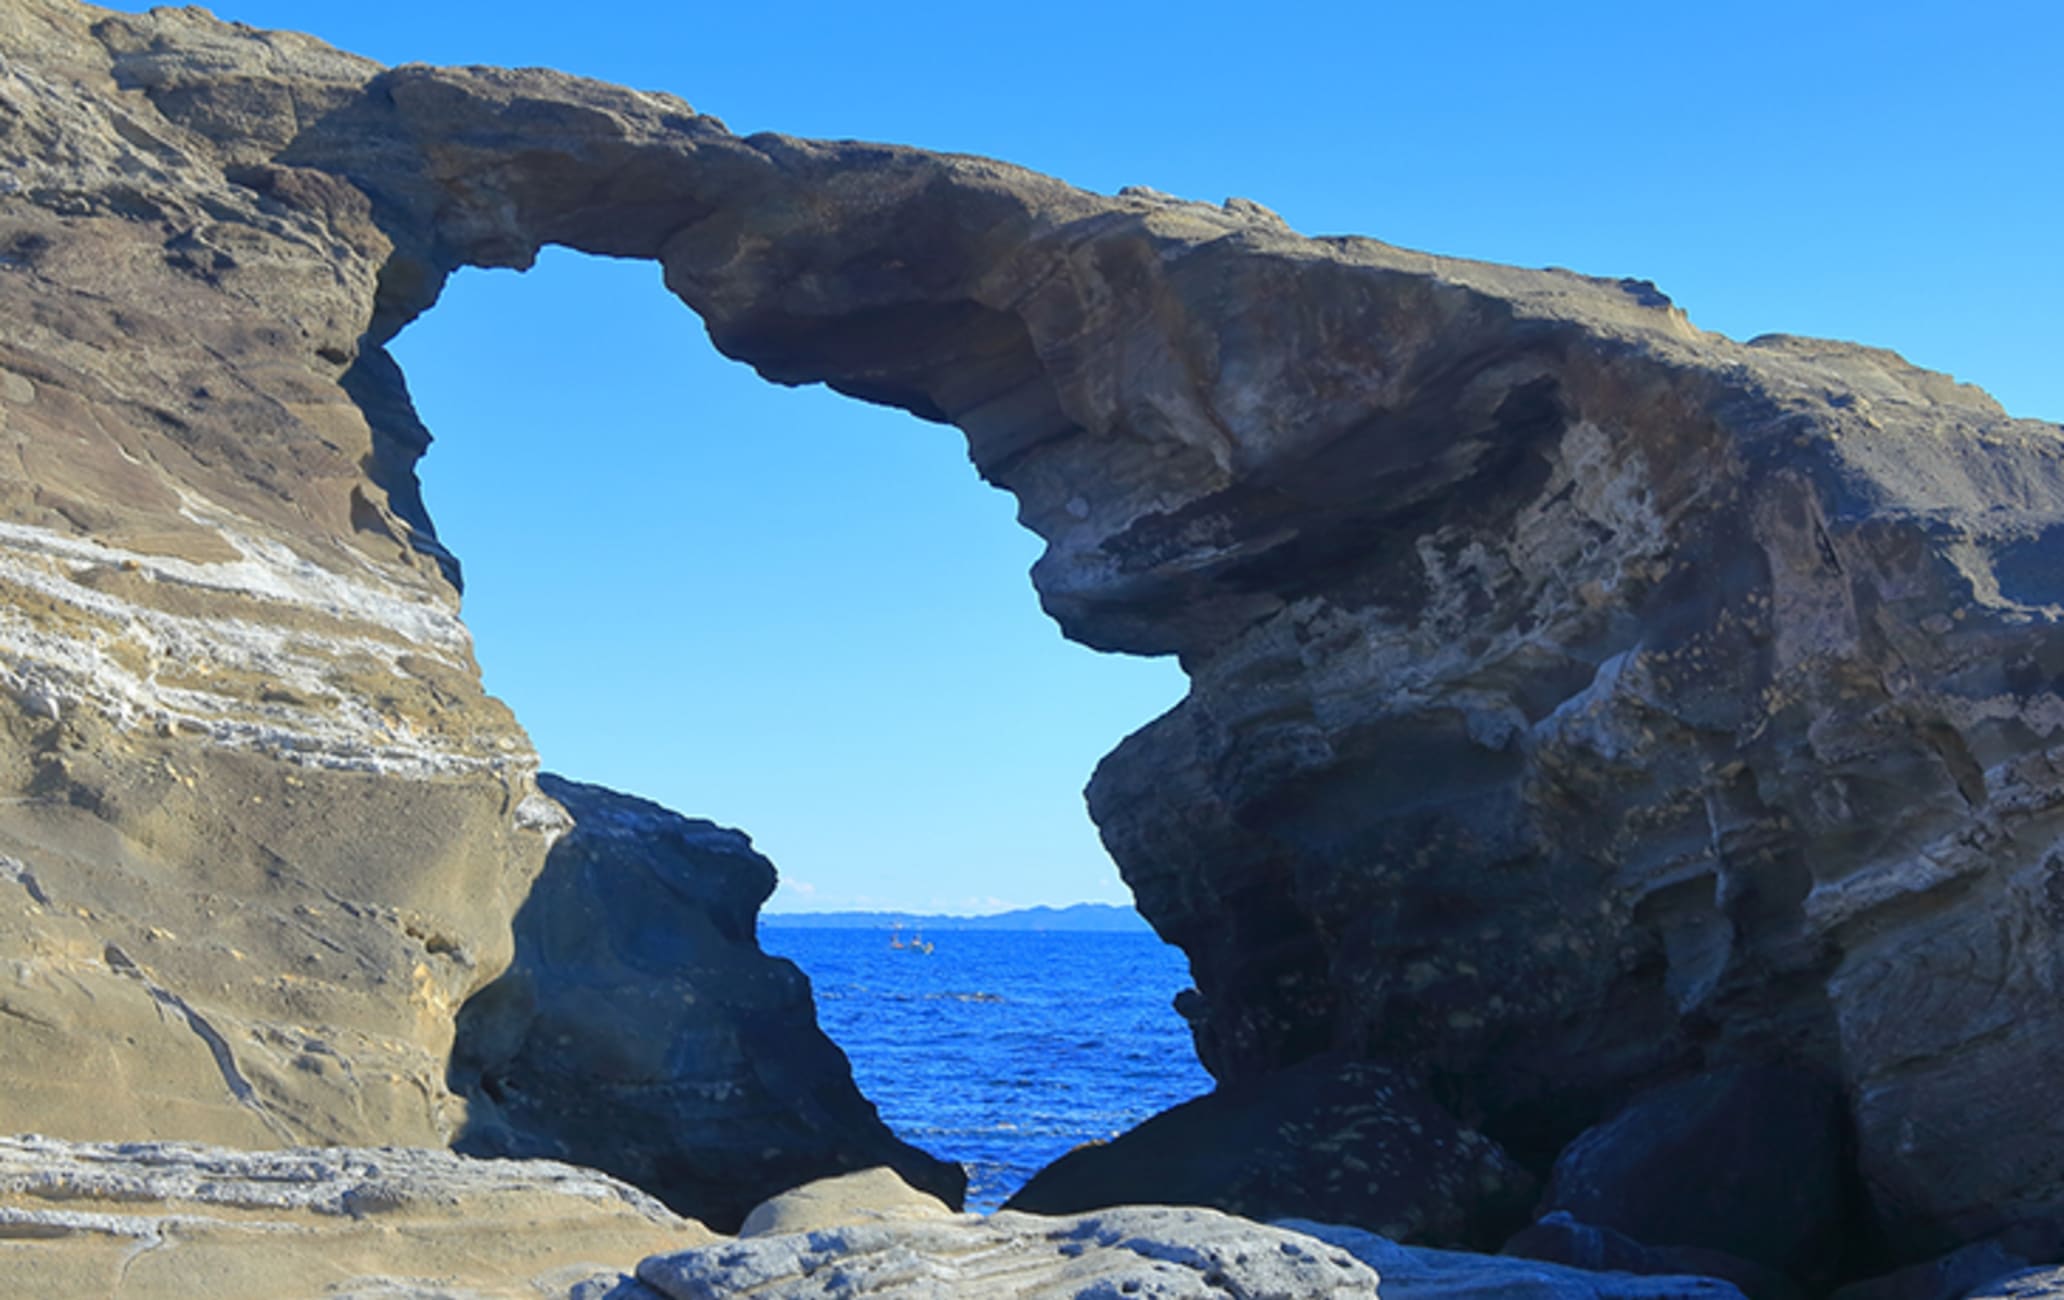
0,1134,713,1298
5,0,2064,1257
3,1144,1767,1300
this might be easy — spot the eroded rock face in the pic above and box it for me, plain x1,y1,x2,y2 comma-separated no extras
449,775,966,1229
0,0,547,1150
0,0,943,1208
6,0,2064,1257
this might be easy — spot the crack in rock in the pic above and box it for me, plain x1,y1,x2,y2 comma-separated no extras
101,943,292,1141
0,853,51,905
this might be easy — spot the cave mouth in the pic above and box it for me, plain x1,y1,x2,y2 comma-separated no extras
391,248,1208,1216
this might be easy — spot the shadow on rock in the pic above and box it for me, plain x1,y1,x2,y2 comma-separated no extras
447,773,964,1231
1004,1053,1534,1249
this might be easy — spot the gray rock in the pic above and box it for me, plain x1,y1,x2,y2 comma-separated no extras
1539,1066,1850,1279
449,776,964,1230
1006,1055,1533,1248
636,1205,1381,1299
0,1134,711,1298
1283,1219,1749,1300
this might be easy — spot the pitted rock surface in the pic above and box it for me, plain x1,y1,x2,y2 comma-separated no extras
635,1205,1382,1299
1,0,2063,1253
0,1133,711,1298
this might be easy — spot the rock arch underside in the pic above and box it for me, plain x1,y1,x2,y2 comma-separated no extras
7,1,2064,1294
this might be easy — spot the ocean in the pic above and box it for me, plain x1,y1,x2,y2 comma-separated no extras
757,927,1216,1210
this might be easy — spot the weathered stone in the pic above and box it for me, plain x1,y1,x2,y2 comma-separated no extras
449,776,965,1230
1506,1213,1803,1300
0,1133,711,1299
0,0,547,1152
1283,1219,1749,1300
1967,1268,2064,1300
1539,1066,1852,1280
0,0,958,1211
1005,1055,1532,1247
4,0,2064,1255
636,1205,1382,1299
739,1166,956,1238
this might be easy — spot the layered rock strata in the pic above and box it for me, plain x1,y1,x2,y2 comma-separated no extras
0,1134,713,1299
0,0,544,1150
449,775,965,1228
0,0,950,1210
4,0,2064,1262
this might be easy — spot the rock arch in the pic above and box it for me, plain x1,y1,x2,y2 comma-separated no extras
10,0,2064,1254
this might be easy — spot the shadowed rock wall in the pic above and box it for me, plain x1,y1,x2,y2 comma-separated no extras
5,0,2064,1254
449,775,966,1229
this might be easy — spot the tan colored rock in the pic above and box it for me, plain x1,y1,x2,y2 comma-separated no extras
739,1167,956,1239
0,1134,713,1299
0,0,551,1151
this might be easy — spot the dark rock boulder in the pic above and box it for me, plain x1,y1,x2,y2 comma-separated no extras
1004,1054,1534,1248
1539,1066,1851,1282
448,774,964,1230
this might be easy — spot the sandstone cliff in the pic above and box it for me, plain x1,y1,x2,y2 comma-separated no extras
0,0,946,1221
5,0,2064,1277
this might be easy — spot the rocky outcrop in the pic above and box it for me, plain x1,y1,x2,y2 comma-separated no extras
7,0,2064,1265
635,1204,1383,1299
448,775,965,1229
0,0,544,1151
0,0,949,1213
0,1134,712,1299
1004,1055,1532,1247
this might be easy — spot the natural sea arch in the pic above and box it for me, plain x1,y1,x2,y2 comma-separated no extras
392,249,1186,918
387,249,1201,1207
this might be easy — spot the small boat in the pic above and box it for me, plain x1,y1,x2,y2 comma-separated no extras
889,924,907,950
910,931,935,955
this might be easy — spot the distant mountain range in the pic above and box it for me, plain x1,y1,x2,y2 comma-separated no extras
759,902,1153,933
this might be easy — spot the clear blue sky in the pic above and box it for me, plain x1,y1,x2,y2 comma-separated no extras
101,1,2062,912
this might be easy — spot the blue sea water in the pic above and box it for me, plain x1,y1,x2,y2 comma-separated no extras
757,927,1215,1210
